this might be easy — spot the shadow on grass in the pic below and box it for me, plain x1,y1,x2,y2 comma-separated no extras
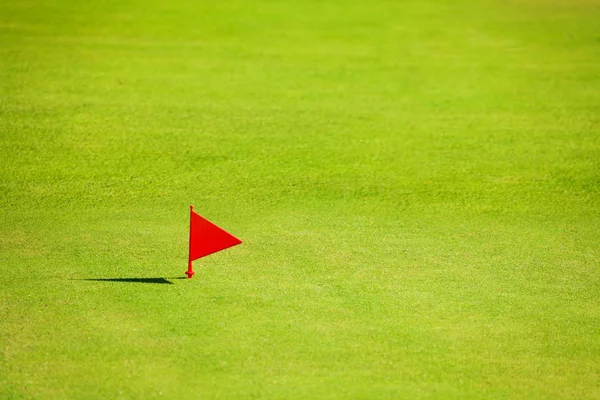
82,277,187,285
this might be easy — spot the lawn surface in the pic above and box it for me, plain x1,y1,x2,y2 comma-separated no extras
1,0,599,398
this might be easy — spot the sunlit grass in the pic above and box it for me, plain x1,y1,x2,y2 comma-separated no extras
1,0,599,398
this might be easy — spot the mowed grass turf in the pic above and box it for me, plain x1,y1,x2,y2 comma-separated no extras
1,0,599,398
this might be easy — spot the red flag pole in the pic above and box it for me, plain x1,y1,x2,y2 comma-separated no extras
186,205,195,279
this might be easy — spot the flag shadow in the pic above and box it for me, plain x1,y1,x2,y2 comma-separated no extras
82,277,187,285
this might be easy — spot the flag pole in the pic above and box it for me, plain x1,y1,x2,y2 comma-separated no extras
186,205,195,279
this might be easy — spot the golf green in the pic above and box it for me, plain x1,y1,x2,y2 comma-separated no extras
1,0,599,398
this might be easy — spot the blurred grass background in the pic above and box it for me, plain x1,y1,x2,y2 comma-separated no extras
1,0,599,398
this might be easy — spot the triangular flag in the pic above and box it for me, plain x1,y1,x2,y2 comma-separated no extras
186,205,242,278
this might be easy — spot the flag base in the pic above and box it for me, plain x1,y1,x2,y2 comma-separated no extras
185,261,195,279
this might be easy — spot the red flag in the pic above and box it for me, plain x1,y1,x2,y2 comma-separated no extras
186,206,242,278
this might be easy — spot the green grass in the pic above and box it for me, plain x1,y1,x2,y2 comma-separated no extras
1,0,599,398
